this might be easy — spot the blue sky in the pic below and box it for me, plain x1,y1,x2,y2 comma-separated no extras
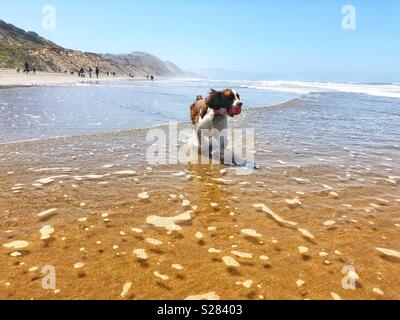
1,0,399,82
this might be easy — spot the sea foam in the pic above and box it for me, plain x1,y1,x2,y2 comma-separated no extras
242,80,400,99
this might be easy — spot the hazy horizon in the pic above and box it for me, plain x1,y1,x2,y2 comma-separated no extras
1,0,399,83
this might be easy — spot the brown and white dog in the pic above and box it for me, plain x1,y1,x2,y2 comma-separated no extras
190,89,242,161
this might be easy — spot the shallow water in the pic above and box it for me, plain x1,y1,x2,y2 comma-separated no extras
0,79,297,143
239,92,400,173
0,120,399,300
0,80,399,300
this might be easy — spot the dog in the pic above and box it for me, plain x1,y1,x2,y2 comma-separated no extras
190,89,242,163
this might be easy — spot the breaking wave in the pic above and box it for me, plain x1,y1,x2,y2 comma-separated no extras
240,80,400,99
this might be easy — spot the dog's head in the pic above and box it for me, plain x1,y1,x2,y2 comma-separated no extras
206,89,243,117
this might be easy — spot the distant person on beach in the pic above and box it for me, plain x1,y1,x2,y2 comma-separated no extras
32,63,37,74
95,67,99,78
24,61,29,74
79,67,85,77
88,66,93,78
106,71,109,76
151,75,154,81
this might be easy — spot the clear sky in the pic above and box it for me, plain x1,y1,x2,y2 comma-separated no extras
1,0,399,82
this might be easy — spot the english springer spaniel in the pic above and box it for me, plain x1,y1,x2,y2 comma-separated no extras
190,89,242,163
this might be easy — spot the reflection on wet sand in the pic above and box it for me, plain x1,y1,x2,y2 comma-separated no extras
1,89,400,300
0,120,399,300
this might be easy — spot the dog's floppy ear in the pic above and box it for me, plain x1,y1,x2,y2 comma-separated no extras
209,88,222,98
207,89,222,108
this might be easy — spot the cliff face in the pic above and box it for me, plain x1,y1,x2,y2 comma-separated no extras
100,52,177,77
100,52,198,77
0,20,193,77
0,20,60,50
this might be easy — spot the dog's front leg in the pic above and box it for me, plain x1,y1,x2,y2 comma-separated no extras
196,127,209,159
196,127,202,153
219,135,226,164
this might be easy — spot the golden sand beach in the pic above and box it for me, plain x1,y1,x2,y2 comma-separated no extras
1,124,399,300
0,69,131,87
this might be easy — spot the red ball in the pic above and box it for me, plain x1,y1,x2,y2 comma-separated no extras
229,104,242,117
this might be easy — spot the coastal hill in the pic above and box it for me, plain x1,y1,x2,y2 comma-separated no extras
100,52,197,78
0,19,194,77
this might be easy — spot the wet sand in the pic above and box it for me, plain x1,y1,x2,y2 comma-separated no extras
1,125,399,300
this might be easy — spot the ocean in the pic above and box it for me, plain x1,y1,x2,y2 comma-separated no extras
0,79,298,143
0,79,399,144
0,78,399,172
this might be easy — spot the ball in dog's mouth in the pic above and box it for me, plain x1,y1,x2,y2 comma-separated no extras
228,103,242,117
